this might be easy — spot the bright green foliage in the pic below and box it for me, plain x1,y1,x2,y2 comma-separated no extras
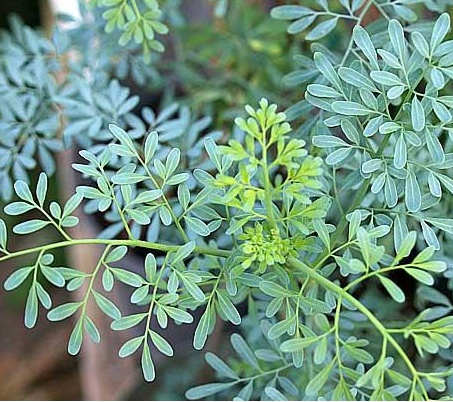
2,0,453,401
239,224,295,272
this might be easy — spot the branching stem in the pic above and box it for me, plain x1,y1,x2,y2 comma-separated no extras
288,256,429,399
0,238,230,264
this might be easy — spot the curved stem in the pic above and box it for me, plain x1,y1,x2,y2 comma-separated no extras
0,238,230,264
287,256,429,399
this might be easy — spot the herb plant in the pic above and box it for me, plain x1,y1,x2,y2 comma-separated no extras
1,0,453,400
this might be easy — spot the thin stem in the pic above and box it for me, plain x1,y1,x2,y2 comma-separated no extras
260,128,278,231
235,363,293,384
339,0,374,66
0,238,230,264
80,245,111,316
334,296,345,377
287,256,429,399
144,254,168,342
36,204,72,241
344,263,411,292
98,164,134,239
137,155,190,242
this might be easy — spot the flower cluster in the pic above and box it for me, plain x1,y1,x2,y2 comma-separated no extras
238,223,294,272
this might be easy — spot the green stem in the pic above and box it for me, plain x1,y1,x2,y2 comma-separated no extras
339,0,374,66
36,204,72,241
334,295,345,375
80,245,111,316
344,263,410,292
137,155,190,243
0,238,230,264
144,255,168,342
98,164,134,239
287,256,429,399
235,363,293,384
260,136,278,231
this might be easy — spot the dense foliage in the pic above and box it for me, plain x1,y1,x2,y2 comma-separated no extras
2,0,453,400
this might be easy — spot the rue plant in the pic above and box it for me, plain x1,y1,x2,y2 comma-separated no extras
1,0,453,400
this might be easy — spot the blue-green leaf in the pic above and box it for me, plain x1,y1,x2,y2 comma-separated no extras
411,32,429,58
216,290,241,325
281,337,318,352
105,246,128,263
93,291,121,320
205,137,222,170
332,101,371,116
109,124,136,154
426,131,445,164
144,253,157,282
141,343,155,382
338,67,378,91
307,84,342,98
364,116,383,137
36,173,47,207
13,220,49,234
424,217,453,236
306,17,338,41
313,52,342,90
47,302,82,321
84,316,101,343
404,268,434,285
306,359,335,395
205,352,239,379
68,318,84,355
430,13,450,51
40,265,65,287
389,19,407,63
394,134,407,169
186,382,235,400
287,15,317,34
325,147,353,165
4,266,33,290
119,336,143,358
411,96,425,132
144,131,158,165
405,171,421,212
165,148,180,177
14,180,34,203
185,216,210,236
362,159,382,174
36,282,52,309
150,330,173,356
370,71,403,86
271,5,312,20
0,219,6,250
133,190,162,205
231,333,260,369
110,267,144,287
378,275,405,303
111,313,147,330
265,387,288,401
313,135,348,148
353,25,378,69
25,286,38,328
172,241,196,264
